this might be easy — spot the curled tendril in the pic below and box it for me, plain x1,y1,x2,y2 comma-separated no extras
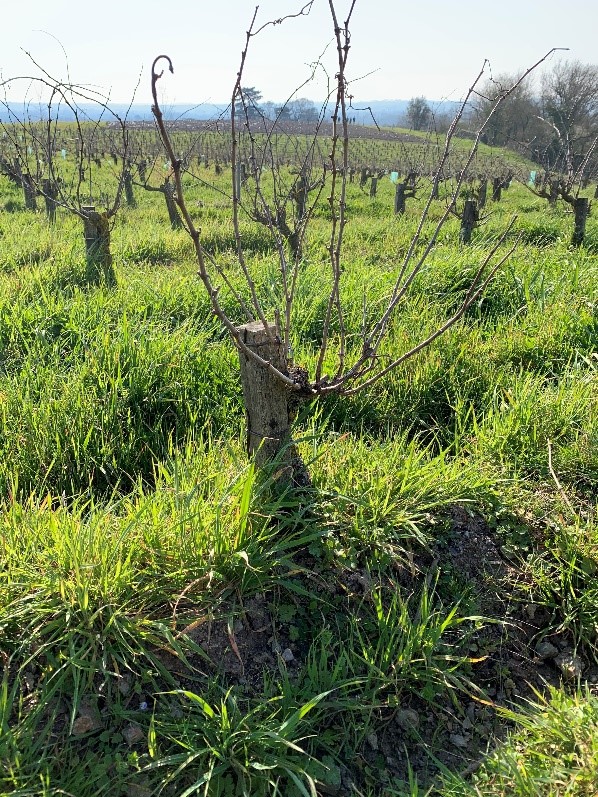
151,55,174,80
151,55,174,111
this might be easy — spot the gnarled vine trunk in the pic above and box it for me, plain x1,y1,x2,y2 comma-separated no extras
236,320,309,485
82,206,116,286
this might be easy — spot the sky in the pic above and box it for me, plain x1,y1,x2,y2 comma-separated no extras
1,0,597,108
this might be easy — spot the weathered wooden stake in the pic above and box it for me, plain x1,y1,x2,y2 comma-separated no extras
42,179,58,223
460,199,478,244
236,321,293,470
124,169,136,208
478,178,488,209
394,182,406,214
22,173,37,211
163,181,183,229
294,172,307,219
369,177,378,198
572,197,589,247
492,177,502,202
82,205,116,286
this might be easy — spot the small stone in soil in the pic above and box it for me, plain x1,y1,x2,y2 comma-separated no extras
123,723,145,746
535,640,559,659
555,652,584,681
450,734,469,749
396,709,420,730
281,648,294,663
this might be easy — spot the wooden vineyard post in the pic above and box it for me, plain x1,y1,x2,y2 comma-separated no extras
163,180,183,229
22,173,37,211
460,199,478,244
81,205,116,286
137,160,147,183
492,177,502,202
124,168,137,208
478,178,488,209
572,197,589,247
236,321,293,471
394,182,406,214
42,179,58,223
370,177,378,198
294,172,307,219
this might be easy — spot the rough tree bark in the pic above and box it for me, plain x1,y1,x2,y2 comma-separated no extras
235,320,309,484
460,199,478,244
236,320,291,467
394,182,406,214
42,179,58,223
124,168,137,208
137,160,147,183
22,173,37,211
478,178,488,208
492,177,502,202
293,171,308,219
572,197,589,247
82,205,116,286
163,181,183,229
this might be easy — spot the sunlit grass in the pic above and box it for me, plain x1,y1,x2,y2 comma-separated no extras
0,159,597,795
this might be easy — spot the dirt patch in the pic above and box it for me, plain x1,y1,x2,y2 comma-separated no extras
148,507,598,794
153,595,301,696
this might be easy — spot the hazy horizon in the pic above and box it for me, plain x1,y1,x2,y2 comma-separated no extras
1,0,596,109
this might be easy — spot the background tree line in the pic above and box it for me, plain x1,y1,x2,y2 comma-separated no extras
236,87,320,122
476,60,597,167
402,60,597,172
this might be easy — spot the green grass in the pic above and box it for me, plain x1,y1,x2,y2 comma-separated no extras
0,145,597,796
442,688,598,796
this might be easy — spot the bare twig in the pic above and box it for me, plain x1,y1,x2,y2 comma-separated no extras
150,55,303,392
